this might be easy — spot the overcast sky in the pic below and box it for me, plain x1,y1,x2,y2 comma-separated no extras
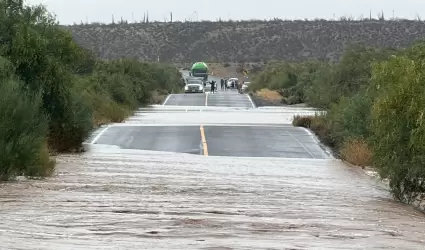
25,0,425,24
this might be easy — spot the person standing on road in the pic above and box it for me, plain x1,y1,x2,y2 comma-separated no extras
220,79,224,90
210,80,216,93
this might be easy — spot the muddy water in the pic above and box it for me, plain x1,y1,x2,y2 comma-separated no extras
1,146,425,249
1,105,425,249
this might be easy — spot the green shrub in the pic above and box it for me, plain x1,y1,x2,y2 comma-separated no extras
303,64,338,108
370,56,425,203
0,1,185,179
286,95,302,105
48,83,94,152
0,73,52,180
257,40,425,203
326,92,373,146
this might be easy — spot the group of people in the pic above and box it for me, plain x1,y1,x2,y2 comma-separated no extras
207,78,242,93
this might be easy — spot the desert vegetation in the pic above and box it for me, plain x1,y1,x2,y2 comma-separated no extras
0,1,184,180
262,41,425,205
65,18,425,63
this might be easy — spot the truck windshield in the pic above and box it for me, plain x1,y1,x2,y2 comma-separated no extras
188,80,202,84
192,68,207,74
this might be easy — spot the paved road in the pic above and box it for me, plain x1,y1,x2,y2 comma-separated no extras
163,89,255,108
1,80,425,249
163,93,206,106
94,124,328,158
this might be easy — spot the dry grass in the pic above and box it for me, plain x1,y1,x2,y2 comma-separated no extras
340,138,373,168
256,88,282,102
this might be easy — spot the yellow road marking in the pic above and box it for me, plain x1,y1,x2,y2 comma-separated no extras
205,93,208,106
200,125,208,156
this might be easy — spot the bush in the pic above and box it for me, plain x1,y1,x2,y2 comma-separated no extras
0,63,53,179
0,1,184,180
48,83,94,152
286,95,302,105
292,114,335,148
326,92,373,147
292,115,312,127
287,43,425,203
308,115,335,148
303,64,338,108
369,56,425,203
340,138,373,168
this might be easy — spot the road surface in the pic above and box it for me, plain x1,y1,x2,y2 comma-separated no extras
163,91,255,108
1,88,425,249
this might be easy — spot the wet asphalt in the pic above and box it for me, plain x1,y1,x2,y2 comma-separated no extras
95,88,324,158
164,90,255,108
1,81,425,249
204,125,328,158
94,124,328,159
95,125,203,155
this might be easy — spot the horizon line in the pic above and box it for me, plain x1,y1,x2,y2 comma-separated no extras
62,15,425,25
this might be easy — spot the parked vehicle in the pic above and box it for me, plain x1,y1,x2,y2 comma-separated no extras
184,78,204,93
186,76,204,84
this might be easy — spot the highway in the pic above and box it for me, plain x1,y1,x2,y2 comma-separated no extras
1,86,425,249
163,91,255,108
93,88,326,158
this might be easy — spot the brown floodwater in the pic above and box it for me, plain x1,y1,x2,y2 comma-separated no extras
1,146,425,249
1,103,424,249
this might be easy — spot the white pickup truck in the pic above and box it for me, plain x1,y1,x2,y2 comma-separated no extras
184,77,205,93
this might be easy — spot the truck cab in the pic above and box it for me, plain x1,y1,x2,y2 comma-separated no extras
191,62,208,81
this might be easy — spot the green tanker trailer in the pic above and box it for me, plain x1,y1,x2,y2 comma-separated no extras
190,62,208,81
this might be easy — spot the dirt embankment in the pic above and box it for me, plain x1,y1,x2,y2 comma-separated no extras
65,20,425,63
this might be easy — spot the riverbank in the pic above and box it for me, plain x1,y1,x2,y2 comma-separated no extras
0,1,184,180
292,113,425,214
248,41,425,207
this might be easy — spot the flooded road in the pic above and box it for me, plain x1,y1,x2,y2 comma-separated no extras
1,89,425,249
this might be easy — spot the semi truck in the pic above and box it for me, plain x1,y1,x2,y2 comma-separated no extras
190,62,208,81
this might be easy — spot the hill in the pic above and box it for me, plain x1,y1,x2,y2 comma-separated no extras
64,19,425,63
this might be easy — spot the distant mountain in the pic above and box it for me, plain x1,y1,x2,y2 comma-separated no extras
64,19,425,62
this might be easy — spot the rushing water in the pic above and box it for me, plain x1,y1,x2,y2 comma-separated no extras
1,104,424,249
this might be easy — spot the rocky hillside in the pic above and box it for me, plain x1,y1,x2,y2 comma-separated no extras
64,20,425,62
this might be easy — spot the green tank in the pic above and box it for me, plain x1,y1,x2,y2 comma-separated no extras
190,62,208,81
